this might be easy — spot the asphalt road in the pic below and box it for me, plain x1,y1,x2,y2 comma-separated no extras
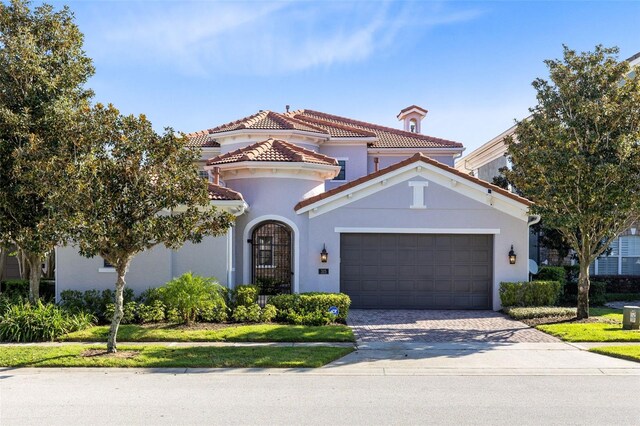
1,369,639,425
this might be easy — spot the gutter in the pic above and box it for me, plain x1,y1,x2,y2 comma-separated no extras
528,214,541,227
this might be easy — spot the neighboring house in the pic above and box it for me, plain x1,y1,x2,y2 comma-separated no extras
455,51,640,273
56,106,533,310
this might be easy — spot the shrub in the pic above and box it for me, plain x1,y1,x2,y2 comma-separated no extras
268,293,351,323
503,306,576,320
282,310,336,326
59,288,135,323
231,304,262,323
199,303,228,323
499,281,561,307
233,284,259,308
591,275,640,294
588,281,607,306
535,266,566,286
160,272,228,324
1,279,29,298
260,304,277,322
137,287,164,305
105,301,137,324
256,277,290,295
137,300,166,323
0,300,94,342
563,280,608,306
604,292,640,302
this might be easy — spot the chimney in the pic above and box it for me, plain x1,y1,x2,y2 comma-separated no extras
285,105,290,113
397,105,428,134
213,167,220,185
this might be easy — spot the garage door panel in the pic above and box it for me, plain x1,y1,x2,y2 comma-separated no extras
341,233,492,309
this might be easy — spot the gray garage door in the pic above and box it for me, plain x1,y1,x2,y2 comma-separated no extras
340,234,493,309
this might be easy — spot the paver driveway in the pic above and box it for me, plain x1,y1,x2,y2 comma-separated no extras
348,309,559,343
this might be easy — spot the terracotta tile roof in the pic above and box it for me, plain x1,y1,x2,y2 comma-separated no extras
185,131,220,148
291,109,463,149
286,114,375,138
208,184,244,201
207,138,339,167
397,104,428,117
294,152,531,211
205,110,327,134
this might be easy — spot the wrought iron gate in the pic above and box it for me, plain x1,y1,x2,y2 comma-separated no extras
251,221,292,296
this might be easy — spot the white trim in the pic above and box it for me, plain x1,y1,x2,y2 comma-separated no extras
334,227,501,234
408,181,428,209
54,246,59,302
206,161,340,181
226,227,234,288
368,147,463,156
298,159,529,221
98,267,116,273
242,215,300,293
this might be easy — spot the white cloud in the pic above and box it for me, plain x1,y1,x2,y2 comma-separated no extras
86,1,482,76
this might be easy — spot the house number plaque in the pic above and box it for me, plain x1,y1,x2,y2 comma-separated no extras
318,269,329,274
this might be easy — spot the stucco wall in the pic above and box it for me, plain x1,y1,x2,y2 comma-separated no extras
55,233,231,299
477,156,507,183
319,145,368,191
301,175,529,310
224,177,318,291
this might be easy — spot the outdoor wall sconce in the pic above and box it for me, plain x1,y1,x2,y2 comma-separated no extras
508,245,517,265
320,244,328,263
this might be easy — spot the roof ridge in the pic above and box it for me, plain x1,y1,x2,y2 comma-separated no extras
294,153,530,210
290,114,376,137
299,109,462,147
276,139,339,165
277,113,330,134
242,110,271,129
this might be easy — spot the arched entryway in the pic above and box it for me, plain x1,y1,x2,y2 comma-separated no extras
251,220,293,294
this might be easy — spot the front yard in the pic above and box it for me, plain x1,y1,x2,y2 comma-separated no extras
62,323,355,343
0,345,353,368
535,308,640,342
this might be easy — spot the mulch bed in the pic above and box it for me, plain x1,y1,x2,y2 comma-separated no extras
81,349,140,359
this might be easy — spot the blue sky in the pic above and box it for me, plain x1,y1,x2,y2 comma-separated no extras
55,0,639,153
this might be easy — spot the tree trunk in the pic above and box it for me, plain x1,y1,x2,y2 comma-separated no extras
17,248,29,280
26,253,42,303
107,262,128,353
576,256,590,320
0,246,6,282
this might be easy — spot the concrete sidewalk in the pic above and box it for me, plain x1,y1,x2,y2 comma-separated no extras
321,341,640,376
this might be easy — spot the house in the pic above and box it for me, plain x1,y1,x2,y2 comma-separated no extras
455,51,640,273
56,106,533,310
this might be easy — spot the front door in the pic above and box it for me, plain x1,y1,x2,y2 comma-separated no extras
251,221,293,294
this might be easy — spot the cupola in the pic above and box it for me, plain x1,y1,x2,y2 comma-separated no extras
397,105,428,134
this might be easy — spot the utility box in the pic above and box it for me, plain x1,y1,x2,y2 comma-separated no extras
622,306,640,330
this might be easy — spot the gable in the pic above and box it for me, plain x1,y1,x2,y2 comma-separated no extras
296,156,530,221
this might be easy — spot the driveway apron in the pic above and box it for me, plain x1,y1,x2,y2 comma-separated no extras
347,309,560,343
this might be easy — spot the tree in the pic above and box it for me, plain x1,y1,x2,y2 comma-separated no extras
50,104,234,353
0,0,94,301
505,45,640,319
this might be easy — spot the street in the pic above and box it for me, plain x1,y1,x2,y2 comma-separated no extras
1,368,638,425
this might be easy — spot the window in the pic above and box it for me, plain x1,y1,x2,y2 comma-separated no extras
333,160,346,181
103,259,114,268
592,235,640,275
198,170,210,181
257,236,274,267
409,119,417,133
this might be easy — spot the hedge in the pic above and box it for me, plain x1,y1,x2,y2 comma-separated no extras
0,279,55,301
562,281,607,306
499,281,561,307
591,275,640,294
268,293,351,323
534,266,566,286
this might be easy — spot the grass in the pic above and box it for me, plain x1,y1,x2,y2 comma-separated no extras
536,307,640,342
0,345,354,368
589,346,640,363
62,323,355,343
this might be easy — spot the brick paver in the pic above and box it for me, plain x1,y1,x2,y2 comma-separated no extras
347,309,559,343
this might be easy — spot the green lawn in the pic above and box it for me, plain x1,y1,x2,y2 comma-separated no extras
589,346,640,363
0,345,354,368
62,323,355,343
536,307,640,342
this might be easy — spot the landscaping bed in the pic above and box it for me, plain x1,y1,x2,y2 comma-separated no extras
0,345,354,368
62,323,355,343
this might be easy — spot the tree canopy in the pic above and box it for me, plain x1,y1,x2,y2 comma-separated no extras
47,104,234,352
0,0,94,300
505,45,640,318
